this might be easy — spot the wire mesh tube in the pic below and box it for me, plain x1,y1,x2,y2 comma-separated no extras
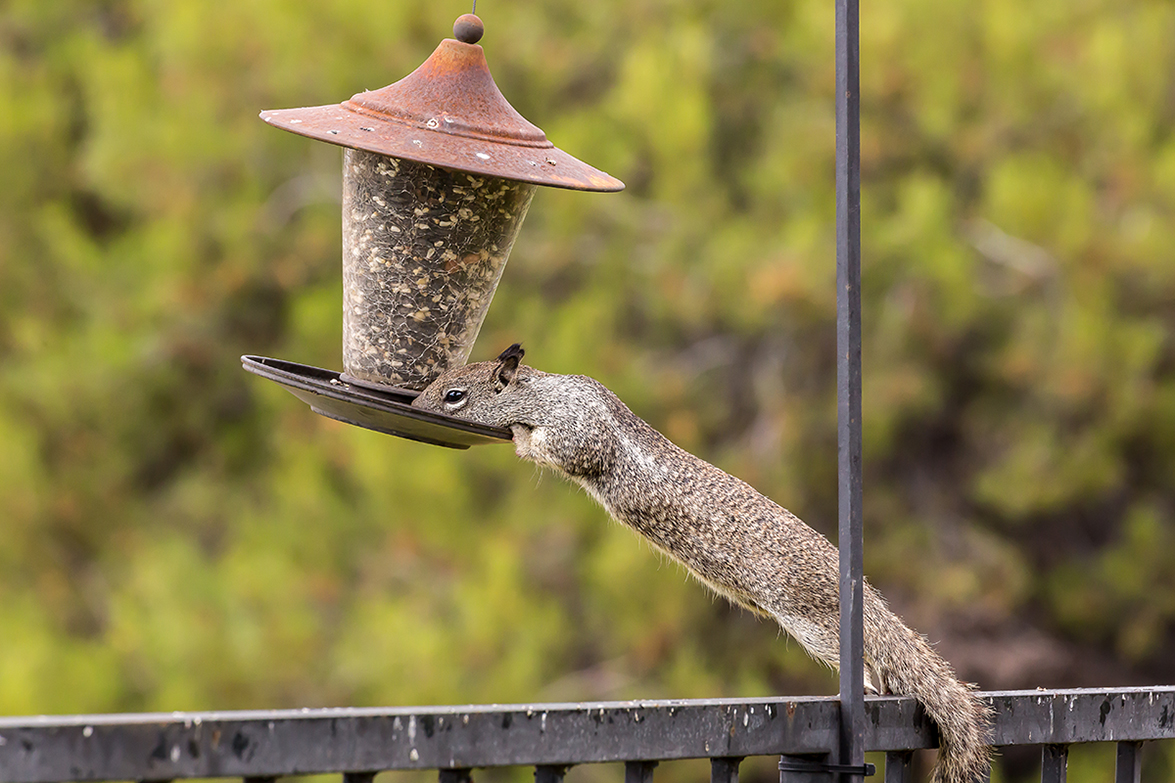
341,148,536,390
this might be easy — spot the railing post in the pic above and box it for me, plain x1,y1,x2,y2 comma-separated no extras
625,761,657,783
534,765,568,783
342,773,376,783
1040,744,1068,783
1114,742,1142,783
439,769,473,783
835,0,865,780
710,757,742,783
883,751,911,783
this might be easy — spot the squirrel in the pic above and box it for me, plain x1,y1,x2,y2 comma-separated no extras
412,344,991,783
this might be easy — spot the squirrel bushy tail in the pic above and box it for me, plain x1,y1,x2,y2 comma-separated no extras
866,591,992,783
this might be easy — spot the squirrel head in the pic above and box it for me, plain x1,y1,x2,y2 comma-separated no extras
411,343,541,430
414,344,621,477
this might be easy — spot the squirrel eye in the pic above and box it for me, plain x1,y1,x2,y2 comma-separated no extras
443,388,466,405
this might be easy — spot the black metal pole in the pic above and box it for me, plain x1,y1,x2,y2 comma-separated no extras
835,0,864,779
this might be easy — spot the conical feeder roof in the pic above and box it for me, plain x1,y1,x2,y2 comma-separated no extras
249,15,622,448
260,14,624,192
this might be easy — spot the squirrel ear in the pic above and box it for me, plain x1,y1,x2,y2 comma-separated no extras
496,343,524,363
495,343,524,389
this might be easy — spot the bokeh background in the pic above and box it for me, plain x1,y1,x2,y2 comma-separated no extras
1,0,1173,781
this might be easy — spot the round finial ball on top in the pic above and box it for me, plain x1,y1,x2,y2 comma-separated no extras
453,14,484,44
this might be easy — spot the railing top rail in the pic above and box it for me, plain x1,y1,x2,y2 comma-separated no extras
4,687,1169,728
1,688,1172,783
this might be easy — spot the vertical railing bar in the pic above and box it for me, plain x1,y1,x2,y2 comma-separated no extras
835,0,865,779
535,765,569,783
710,757,742,783
1114,741,1142,783
624,760,657,783
244,777,276,783
1040,744,1068,783
438,769,473,783
883,751,911,783
343,773,376,783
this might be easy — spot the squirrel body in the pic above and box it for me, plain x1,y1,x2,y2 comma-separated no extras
412,345,991,783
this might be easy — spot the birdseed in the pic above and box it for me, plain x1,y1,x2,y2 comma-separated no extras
341,148,536,390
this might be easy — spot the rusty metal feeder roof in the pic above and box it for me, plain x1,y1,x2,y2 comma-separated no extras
260,14,624,192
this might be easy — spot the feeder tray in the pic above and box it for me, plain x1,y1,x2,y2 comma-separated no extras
242,355,512,449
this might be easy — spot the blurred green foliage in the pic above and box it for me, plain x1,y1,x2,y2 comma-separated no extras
1,0,1173,781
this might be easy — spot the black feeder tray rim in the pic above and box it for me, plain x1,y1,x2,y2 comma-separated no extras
241,355,513,450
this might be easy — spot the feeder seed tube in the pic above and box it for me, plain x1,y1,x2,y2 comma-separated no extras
341,149,536,390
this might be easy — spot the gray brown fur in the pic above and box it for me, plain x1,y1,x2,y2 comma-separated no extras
412,345,991,783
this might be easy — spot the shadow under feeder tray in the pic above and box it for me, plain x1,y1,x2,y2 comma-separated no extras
241,355,512,449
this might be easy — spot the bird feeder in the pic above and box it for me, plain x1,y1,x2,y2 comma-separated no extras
243,13,622,447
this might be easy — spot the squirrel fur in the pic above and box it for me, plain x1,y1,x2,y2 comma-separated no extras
412,344,991,783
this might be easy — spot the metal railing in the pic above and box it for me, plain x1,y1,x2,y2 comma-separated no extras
2,688,1172,783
